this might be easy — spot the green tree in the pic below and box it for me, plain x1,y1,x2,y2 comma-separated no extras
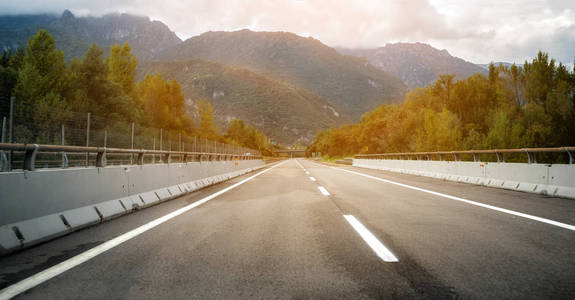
0,51,19,101
484,110,523,149
12,30,71,143
70,44,138,121
416,109,462,151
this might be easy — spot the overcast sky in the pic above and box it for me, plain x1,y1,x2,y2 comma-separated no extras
1,0,574,65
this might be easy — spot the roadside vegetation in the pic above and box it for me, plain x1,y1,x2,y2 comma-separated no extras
0,29,276,155
308,52,575,157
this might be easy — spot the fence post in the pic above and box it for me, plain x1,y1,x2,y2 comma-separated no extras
1,117,5,143
8,96,14,169
153,136,156,164
496,151,505,163
159,128,163,162
96,131,107,168
0,116,7,171
61,124,68,168
130,122,135,164
96,130,107,167
85,112,91,167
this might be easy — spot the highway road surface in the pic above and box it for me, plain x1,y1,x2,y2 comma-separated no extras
1,159,574,299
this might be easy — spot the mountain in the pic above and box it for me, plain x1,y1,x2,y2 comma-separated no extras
138,60,346,144
338,43,488,90
0,10,181,60
158,30,407,120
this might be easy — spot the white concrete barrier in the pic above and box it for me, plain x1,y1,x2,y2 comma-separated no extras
0,160,265,255
353,159,575,199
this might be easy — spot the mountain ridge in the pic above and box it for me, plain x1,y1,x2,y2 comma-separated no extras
338,42,488,89
0,10,182,60
158,29,408,120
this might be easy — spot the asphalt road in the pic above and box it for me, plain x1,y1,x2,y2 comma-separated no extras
1,159,574,299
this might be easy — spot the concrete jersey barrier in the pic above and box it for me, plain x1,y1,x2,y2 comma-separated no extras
0,160,265,255
353,159,575,199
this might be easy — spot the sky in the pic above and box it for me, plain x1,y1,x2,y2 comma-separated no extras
1,0,574,65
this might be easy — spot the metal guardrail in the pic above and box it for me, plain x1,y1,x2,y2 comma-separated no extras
354,147,575,164
0,143,262,171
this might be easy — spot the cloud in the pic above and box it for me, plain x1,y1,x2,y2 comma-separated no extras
0,0,574,64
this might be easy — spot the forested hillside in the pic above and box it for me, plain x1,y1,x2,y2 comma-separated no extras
159,29,407,120
138,60,345,144
308,52,575,157
0,30,276,155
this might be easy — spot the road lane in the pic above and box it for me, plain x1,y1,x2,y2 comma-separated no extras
1,158,574,299
301,159,575,298
0,161,288,300
2,160,448,299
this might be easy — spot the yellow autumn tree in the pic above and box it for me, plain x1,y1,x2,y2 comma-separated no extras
107,43,137,98
137,73,192,130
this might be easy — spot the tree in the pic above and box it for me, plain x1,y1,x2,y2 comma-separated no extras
225,118,274,155
107,43,137,98
416,109,462,151
137,73,192,130
0,51,18,102
523,51,555,105
484,110,522,149
197,99,216,138
434,74,456,108
12,30,71,142
70,44,139,121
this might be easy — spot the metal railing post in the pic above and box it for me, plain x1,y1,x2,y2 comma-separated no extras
85,112,90,167
97,130,107,167
1,117,5,143
566,147,573,165
23,144,39,171
0,116,7,171
159,128,163,162
473,153,480,162
61,124,68,168
496,151,504,163
524,150,535,164
153,136,156,164
130,122,135,164
9,96,14,169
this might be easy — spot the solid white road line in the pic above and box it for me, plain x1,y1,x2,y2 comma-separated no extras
343,215,398,262
331,166,575,232
309,176,316,182
318,186,330,196
0,161,288,300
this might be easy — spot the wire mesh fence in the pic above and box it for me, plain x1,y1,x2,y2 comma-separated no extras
0,101,261,170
